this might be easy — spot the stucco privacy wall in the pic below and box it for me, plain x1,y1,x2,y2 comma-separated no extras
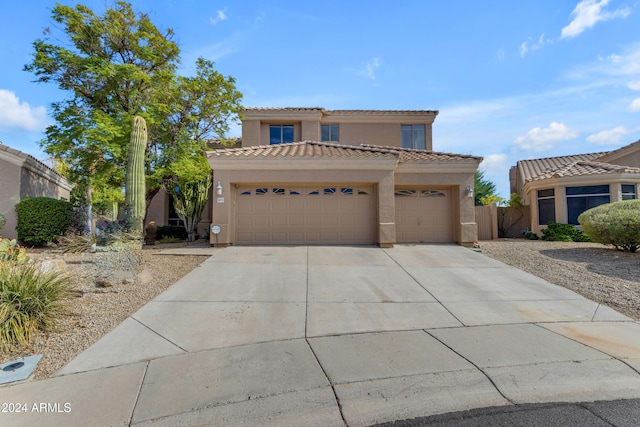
0,143,73,239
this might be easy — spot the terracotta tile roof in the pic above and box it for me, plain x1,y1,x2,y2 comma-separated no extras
530,160,640,181
208,141,396,159
208,141,479,162
243,107,439,115
517,152,609,182
358,144,482,162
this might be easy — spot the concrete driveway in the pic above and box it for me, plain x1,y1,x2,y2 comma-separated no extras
2,245,640,426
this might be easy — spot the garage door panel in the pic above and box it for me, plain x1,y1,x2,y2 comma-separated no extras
395,188,453,243
236,185,375,245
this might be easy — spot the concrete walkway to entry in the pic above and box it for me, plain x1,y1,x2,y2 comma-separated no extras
1,245,640,426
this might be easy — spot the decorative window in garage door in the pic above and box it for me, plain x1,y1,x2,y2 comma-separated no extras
395,189,446,197
239,187,370,196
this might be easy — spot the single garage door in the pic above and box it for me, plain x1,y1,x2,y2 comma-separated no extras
236,185,375,244
395,188,453,243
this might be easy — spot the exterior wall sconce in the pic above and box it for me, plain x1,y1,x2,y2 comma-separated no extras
466,185,474,198
216,181,223,196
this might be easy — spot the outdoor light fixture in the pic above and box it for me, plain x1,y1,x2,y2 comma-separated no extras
216,181,223,196
466,185,474,198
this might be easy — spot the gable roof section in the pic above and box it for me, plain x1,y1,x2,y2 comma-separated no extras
208,141,479,163
595,139,640,163
517,152,608,182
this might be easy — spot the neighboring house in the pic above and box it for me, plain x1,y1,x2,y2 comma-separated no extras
0,141,74,239
202,107,482,247
510,140,640,235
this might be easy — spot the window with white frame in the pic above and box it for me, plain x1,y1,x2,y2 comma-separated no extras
269,125,294,145
537,189,555,225
401,124,426,150
622,184,637,200
321,124,339,142
566,185,610,225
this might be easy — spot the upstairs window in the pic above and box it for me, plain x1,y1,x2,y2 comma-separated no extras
401,124,425,150
269,125,294,145
622,184,637,200
321,124,339,142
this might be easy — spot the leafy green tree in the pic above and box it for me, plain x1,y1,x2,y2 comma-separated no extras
25,1,242,232
474,170,498,206
161,150,212,242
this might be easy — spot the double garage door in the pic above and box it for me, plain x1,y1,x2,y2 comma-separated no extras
236,185,375,245
234,185,453,245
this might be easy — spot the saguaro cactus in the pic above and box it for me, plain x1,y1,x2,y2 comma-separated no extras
125,116,147,233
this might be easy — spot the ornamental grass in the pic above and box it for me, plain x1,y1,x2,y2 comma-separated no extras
0,263,70,349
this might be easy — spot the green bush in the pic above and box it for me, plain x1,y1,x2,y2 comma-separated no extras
524,231,539,240
541,221,590,242
15,197,73,246
0,263,70,348
578,199,640,253
0,213,5,232
159,237,184,244
156,225,187,240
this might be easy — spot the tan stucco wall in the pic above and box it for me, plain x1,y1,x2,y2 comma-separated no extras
20,167,71,201
146,190,169,227
0,159,22,239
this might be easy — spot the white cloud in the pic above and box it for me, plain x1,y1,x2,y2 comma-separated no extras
481,153,508,171
519,34,551,58
586,126,630,144
0,89,48,132
210,9,228,25
628,80,640,90
629,97,640,112
561,0,630,39
497,47,505,61
514,122,578,152
358,57,381,81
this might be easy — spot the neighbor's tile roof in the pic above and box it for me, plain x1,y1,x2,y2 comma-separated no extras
517,152,609,182
208,141,479,162
529,160,640,181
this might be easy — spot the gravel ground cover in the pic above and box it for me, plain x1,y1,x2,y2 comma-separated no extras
1,244,208,380
1,240,638,382
479,239,640,321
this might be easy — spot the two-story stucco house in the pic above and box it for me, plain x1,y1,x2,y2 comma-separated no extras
510,139,640,235
201,108,482,247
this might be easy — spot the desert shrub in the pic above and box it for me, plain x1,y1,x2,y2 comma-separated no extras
157,225,187,240
0,263,70,348
0,237,29,265
15,197,73,246
0,213,5,232
578,199,640,253
524,231,539,240
541,221,590,242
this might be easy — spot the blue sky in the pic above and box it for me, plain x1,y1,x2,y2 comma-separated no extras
2,0,640,198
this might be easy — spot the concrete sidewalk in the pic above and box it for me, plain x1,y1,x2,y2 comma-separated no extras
1,245,639,426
